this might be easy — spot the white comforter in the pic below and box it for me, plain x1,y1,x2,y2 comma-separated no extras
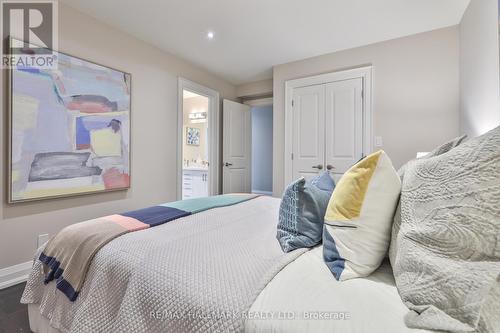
246,246,432,333
22,196,305,333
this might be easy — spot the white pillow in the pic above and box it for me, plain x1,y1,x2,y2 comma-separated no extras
323,150,401,280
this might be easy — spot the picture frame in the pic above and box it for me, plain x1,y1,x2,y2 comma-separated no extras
8,37,132,203
186,127,200,146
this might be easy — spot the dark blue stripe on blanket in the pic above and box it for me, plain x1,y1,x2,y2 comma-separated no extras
39,252,60,284
39,252,79,301
56,278,79,302
121,205,191,226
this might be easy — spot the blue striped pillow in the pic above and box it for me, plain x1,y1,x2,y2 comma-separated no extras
277,172,335,252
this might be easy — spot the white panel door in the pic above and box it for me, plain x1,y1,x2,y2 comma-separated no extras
223,99,251,194
325,78,363,181
291,84,325,181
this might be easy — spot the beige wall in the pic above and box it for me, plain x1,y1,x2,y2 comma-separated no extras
183,96,209,163
0,4,236,269
459,0,500,137
272,26,460,196
236,79,273,98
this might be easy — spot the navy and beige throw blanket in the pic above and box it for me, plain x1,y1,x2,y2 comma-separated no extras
39,194,258,301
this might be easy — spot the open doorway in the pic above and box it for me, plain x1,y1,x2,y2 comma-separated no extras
178,78,220,200
249,102,273,195
182,90,209,199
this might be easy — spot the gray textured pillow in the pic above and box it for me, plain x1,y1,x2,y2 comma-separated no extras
392,134,468,245
397,134,467,181
392,134,468,257
389,127,500,332
425,134,468,157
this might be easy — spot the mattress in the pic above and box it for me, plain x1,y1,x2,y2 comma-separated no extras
245,247,432,333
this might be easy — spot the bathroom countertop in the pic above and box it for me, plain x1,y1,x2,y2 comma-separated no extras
183,166,209,172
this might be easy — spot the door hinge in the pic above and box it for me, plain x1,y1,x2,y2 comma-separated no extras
291,153,294,160
291,100,294,107
361,90,364,98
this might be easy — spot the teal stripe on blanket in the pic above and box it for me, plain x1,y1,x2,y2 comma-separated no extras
161,194,259,214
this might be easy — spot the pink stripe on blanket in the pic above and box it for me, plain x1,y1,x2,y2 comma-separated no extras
103,214,150,231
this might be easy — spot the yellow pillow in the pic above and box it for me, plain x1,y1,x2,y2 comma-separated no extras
323,150,401,280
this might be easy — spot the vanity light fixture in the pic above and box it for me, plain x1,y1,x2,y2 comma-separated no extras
189,111,207,123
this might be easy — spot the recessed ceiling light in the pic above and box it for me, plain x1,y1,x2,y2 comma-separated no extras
207,31,214,40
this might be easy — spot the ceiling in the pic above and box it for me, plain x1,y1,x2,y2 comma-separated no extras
61,0,470,85
183,90,203,99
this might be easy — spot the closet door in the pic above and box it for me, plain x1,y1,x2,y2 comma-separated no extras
291,84,325,181
324,78,363,181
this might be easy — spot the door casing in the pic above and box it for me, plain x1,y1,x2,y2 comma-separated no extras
177,77,220,199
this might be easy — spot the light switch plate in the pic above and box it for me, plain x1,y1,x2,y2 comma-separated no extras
37,233,50,248
374,136,383,147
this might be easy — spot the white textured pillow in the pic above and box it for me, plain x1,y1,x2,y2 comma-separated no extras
323,150,401,280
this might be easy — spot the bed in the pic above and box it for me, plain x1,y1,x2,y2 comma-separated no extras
22,196,429,333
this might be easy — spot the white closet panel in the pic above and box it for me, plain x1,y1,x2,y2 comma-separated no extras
291,84,325,181
325,78,363,180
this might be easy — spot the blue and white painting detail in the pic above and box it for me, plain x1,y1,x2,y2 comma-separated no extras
186,127,200,146
10,51,131,202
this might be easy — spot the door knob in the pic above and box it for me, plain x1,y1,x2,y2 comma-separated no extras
312,164,323,170
326,165,335,170
224,162,233,167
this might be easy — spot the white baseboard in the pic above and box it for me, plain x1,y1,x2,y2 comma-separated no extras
252,190,273,196
0,261,32,289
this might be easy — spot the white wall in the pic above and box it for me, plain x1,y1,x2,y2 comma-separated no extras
0,4,236,270
251,105,273,193
273,26,460,197
459,0,500,137
236,79,273,98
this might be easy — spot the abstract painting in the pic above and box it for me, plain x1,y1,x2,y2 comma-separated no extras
186,127,200,146
9,46,131,202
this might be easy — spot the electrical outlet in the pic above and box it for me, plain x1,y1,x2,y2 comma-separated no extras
37,234,50,248
374,136,383,147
